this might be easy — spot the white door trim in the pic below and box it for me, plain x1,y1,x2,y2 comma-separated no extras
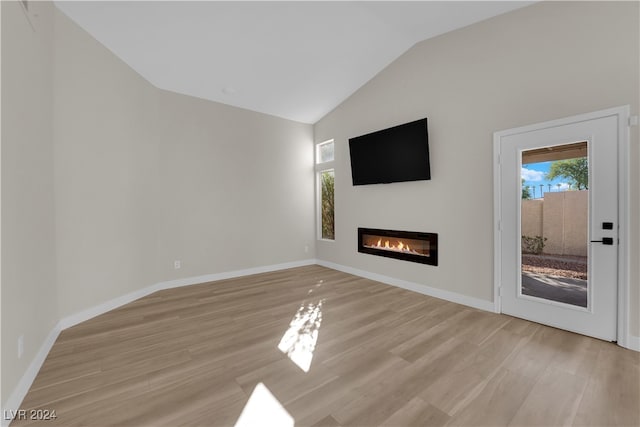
493,106,631,349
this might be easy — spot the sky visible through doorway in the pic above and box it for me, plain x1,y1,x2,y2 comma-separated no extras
521,161,571,199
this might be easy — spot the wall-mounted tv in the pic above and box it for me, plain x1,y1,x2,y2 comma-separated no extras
349,118,430,186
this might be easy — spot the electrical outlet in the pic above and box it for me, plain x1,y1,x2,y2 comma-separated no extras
18,335,24,359
174,260,181,269
304,245,309,253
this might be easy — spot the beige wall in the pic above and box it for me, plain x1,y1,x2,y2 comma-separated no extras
1,1,58,405
2,0,638,411
2,4,314,410
522,191,588,256
52,8,314,319
155,89,315,280
521,199,543,238
542,191,588,256
314,2,639,334
53,9,160,318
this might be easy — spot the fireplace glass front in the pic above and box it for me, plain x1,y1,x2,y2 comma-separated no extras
358,228,438,266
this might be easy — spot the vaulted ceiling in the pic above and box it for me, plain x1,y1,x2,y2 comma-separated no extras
55,1,533,124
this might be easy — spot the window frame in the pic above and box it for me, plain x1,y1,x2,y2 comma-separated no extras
315,140,335,242
316,139,335,165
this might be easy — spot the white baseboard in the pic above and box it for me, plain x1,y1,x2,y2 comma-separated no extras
625,334,640,352
315,261,640,352
313,262,640,353
1,322,62,427
2,258,316,424
60,259,316,330
3,256,633,425
59,284,162,330
154,259,316,293
316,259,496,313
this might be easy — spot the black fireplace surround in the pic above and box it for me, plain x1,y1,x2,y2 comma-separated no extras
358,228,438,266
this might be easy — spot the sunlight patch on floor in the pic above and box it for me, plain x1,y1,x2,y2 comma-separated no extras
277,298,324,373
234,383,294,427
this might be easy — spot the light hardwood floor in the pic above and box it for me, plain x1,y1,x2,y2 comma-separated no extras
13,265,640,426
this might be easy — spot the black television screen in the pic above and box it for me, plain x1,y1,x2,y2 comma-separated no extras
349,118,430,185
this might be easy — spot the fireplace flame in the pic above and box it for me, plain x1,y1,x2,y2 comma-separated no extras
361,232,432,260
368,239,420,255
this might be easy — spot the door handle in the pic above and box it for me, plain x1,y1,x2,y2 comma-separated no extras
590,237,614,245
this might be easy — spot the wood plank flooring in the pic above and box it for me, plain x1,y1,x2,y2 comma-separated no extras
12,265,640,426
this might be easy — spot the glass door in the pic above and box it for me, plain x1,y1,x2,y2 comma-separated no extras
497,113,618,341
520,142,589,308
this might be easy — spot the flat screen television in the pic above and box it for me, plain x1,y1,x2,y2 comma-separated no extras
349,118,430,186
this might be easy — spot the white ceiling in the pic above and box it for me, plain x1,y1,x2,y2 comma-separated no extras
55,1,533,124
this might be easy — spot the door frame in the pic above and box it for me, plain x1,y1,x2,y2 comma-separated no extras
493,105,631,349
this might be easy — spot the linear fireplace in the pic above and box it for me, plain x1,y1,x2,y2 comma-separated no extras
358,228,438,266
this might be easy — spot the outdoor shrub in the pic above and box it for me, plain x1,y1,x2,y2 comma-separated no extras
522,235,547,254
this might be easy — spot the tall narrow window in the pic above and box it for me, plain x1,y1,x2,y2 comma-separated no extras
320,170,335,240
316,140,335,241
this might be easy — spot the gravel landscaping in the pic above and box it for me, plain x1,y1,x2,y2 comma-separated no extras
521,254,587,280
